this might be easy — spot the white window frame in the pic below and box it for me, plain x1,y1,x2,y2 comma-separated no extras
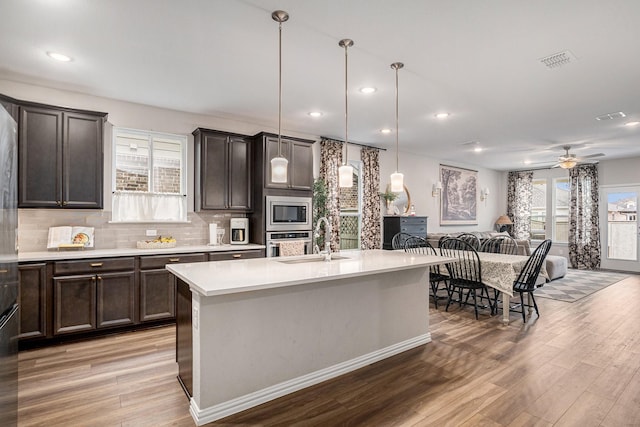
111,127,188,223
531,170,570,244
339,160,363,251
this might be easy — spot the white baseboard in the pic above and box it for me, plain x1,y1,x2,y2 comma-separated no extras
190,333,431,425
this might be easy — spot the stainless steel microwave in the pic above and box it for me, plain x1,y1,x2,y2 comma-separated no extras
265,195,312,231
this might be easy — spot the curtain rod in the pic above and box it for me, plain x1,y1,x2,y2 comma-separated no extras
320,136,387,151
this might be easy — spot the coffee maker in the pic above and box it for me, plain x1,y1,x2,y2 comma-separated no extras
230,218,249,244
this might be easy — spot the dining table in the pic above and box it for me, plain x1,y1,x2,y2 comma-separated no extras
474,252,547,325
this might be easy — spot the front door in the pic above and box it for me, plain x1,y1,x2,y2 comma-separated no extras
600,186,639,272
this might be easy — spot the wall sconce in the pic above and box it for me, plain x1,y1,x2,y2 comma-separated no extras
480,188,490,202
432,181,442,197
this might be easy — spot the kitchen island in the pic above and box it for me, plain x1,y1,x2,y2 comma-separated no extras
167,249,448,425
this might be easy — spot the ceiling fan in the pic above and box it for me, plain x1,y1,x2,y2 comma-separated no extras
552,145,604,169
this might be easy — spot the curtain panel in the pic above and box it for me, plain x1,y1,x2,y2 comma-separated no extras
319,138,343,251
506,171,533,240
568,164,601,269
360,147,381,250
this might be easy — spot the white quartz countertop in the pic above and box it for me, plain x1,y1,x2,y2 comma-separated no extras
167,249,452,297
18,244,265,262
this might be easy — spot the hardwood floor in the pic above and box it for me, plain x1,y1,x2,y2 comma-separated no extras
18,274,640,426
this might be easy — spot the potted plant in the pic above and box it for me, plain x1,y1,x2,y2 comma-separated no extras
379,188,398,215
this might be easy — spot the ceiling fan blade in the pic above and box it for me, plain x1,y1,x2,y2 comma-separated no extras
579,153,605,159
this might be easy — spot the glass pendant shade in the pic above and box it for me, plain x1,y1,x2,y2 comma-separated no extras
339,164,353,188
559,160,577,169
390,171,404,192
270,156,288,183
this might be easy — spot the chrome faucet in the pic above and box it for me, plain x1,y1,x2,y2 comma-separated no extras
314,217,332,261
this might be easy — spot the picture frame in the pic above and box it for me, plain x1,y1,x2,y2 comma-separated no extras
439,164,478,225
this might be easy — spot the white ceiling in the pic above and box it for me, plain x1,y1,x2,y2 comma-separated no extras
3,0,640,171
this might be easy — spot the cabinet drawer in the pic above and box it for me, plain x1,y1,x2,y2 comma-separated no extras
139,253,206,270
400,225,427,235
400,217,427,226
54,257,135,275
208,249,264,261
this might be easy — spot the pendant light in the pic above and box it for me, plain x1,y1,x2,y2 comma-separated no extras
270,10,289,183
390,62,404,192
338,39,354,188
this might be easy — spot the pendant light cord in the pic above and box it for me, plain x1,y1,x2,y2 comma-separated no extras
344,41,349,165
277,19,283,157
395,65,399,172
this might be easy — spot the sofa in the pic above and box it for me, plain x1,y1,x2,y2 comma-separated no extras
426,231,568,282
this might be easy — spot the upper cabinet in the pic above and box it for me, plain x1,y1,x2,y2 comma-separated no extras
254,132,314,191
18,102,106,209
0,94,20,123
193,128,252,211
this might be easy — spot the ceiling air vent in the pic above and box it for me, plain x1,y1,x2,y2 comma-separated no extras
595,112,626,121
539,50,576,69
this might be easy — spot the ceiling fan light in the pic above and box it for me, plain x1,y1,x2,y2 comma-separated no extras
559,159,577,169
339,164,353,188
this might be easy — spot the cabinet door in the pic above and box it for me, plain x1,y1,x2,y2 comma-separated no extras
96,271,136,328
176,278,193,396
199,132,228,209
264,136,291,189
139,269,176,322
289,140,313,190
18,263,48,340
19,106,62,207
63,112,104,208
53,274,96,335
228,136,252,210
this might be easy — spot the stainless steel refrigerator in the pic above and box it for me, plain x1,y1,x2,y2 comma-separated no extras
0,103,18,425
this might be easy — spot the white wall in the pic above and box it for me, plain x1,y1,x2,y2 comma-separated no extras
3,78,507,243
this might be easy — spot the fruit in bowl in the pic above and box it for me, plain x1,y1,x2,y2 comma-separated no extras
136,236,177,249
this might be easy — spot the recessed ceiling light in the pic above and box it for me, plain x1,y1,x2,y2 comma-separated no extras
435,112,450,119
380,128,392,134
473,146,483,153
360,87,377,94
624,121,640,127
308,111,323,118
46,51,72,62
523,160,532,165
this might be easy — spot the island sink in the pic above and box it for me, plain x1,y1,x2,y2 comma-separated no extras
277,255,350,264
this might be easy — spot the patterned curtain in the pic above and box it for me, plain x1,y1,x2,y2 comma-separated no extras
360,147,381,249
569,164,601,269
506,171,533,240
319,138,342,251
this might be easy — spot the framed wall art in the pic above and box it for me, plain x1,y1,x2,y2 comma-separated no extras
439,164,478,225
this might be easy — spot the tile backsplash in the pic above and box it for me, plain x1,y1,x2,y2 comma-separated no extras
18,209,242,252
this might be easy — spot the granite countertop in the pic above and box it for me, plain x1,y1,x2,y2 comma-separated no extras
167,249,453,297
18,244,266,262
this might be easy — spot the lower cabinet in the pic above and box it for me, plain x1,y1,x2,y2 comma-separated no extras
52,258,136,335
139,253,206,323
18,263,48,340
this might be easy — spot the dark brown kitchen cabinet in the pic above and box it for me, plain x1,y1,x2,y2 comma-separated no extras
254,132,314,191
18,103,106,209
18,263,48,340
0,93,19,122
139,253,206,322
194,128,252,211
52,258,135,335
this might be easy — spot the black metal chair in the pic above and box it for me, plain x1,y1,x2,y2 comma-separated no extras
403,236,449,309
511,239,552,322
455,233,481,250
391,232,414,250
480,235,519,255
440,238,494,319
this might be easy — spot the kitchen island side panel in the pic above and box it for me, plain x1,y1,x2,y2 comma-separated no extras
191,267,429,415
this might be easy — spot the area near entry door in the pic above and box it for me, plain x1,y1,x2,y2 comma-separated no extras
601,186,639,272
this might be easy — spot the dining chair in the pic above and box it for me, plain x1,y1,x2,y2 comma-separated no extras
511,239,552,323
403,236,449,309
455,233,481,250
391,232,414,250
439,238,494,319
480,235,519,255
